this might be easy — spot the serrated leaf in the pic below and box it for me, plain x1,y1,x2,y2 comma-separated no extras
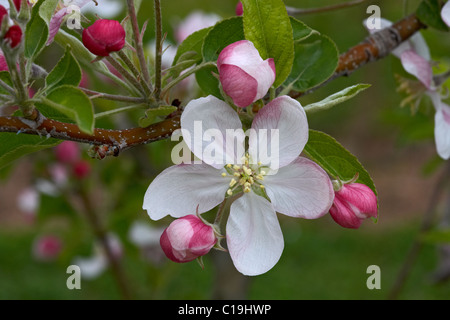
416,0,449,32
303,130,377,196
304,84,371,114
43,85,94,134
139,105,177,128
285,33,339,92
0,133,60,170
242,0,294,88
46,46,82,91
202,16,244,62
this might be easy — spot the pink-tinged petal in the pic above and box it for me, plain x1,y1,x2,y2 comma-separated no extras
47,8,67,46
409,33,431,61
400,50,433,89
218,40,276,106
442,1,450,27
249,96,308,169
336,183,378,219
227,192,284,276
219,64,258,108
143,163,229,220
435,102,450,160
329,196,362,229
180,95,245,168
263,157,334,219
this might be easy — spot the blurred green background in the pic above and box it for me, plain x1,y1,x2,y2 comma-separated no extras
1,0,450,300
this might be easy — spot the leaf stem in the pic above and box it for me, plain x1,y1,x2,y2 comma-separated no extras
154,0,163,98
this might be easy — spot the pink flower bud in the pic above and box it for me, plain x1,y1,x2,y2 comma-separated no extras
329,182,378,229
32,235,63,262
82,19,126,57
218,40,276,108
4,25,22,48
54,141,80,164
160,215,217,263
73,160,91,179
235,2,243,16
13,0,22,11
0,5,8,25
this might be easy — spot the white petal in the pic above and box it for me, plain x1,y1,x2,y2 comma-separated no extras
73,255,107,280
409,33,431,61
435,103,450,160
264,157,334,219
81,0,124,18
226,192,284,276
181,95,245,168
128,221,164,247
249,96,308,170
441,1,450,28
400,50,433,89
143,163,228,220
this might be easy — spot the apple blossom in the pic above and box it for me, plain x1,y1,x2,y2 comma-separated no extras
32,235,63,262
143,95,334,275
175,11,220,43
329,181,378,229
54,141,81,164
428,92,450,160
217,40,276,108
441,1,450,27
82,19,125,57
160,215,217,263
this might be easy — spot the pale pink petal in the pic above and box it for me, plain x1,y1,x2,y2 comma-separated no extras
441,1,450,27
400,50,433,89
435,102,450,160
180,95,245,168
248,95,308,170
143,163,229,220
47,8,67,46
409,33,431,61
219,64,258,108
263,157,334,219
226,192,284,276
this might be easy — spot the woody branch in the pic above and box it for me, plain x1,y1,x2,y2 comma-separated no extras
0,13,426,155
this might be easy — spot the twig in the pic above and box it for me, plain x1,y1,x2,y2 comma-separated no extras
80,87,149,104
154,0,163,98
126,0,152,88
388,162,450,300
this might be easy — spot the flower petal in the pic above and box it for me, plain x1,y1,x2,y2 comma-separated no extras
435,102,450,160
248,96,308,169
226,192,284,276
47,8,67,46
441,1,450,28
180,95,245,168
73,255,107,280
143,163,228,220
219,64,258,108
400,50,433,89
263,157,334,219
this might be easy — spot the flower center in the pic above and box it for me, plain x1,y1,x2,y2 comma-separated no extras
221,154,267,196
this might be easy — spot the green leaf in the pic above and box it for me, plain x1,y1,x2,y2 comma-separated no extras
138,105,177,128
241,0,294,88
285,33,339,92
303,130,377,196
0,71,13,95
42,85,94,134
421,229,450,244
195,65,221,98
202,17,244,62
173,27,212,65
24,0,59,59
290,17,316,42
46,46,82,91
0,133,60,170
416,0,449,32
304,84,371,114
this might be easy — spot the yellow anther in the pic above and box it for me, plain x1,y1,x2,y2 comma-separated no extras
243,166,252,176
244,182,251,189
227,189,233,196
239,177,247,185
256,174,264,181
260,170,266,176
244,187,251,193
221,172,227,177
248,177,254,184
233,165,241,171
226,164,232,168
233,172,241,177
260,185,265,189
258,161,262,166
229,179,237,187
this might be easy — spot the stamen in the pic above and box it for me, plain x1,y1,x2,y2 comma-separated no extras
229,179,237,187
221,172,227,177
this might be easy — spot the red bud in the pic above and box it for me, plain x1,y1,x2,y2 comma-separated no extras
4,25,23,48
82,19,126,57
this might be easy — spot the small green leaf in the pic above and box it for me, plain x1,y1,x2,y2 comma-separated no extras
416,0,449,32
195,65,221,98
304,84,371,114
173,27,212,65
202,17,244,62
285,33,339,92
0,133,60,170
242,0,294,88
303,130,377,196
139,105,177,128
24,0,59,59
46,46,82,91
290,17,316,42
43,85,94,134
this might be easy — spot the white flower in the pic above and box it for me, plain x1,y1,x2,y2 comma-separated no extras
143,95,334,275
175,11,221,43
429,92,450,160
